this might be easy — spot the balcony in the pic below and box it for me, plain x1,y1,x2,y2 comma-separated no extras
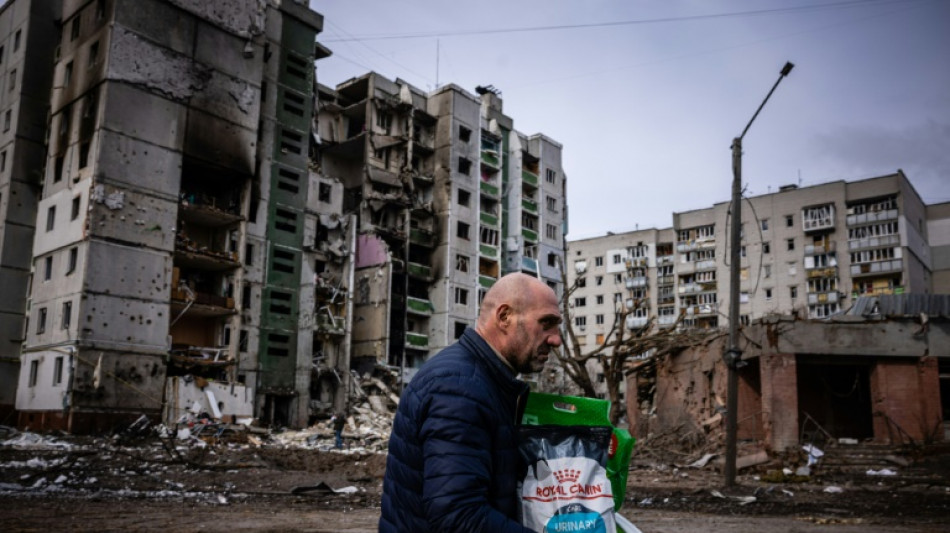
804,242,836,256
846,209,898,226
479,275,496,289
676,239,715,253
521,198,538,214
678,283,701,294
806,267,838,279
695,259,717,272
656,275,675,286
407,296,434,316
682,303,718,316
479,243,498,259
480,211,499,227
802,205,835,232
409,227,436,247
851,259,903,277
407,261,433,281
806,291,839,305
625,315,649,330
625,276,648,289
625,257,648,269
521,169,539,187
657,315,677,327
481,150,501,168
522,228,538,243
480,180,500,197
657,294,676,305
521,256,538,273
316,313,345,335
405,331,429,350
848,234,900,252
656,255,674,266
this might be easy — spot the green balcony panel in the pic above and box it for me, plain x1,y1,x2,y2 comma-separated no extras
522,256,538,272
521,198,538,213
410,228,436,247
408,262,433,279
479,275,497,289
481,151,500,168
521,169,539,186
479,243,498,258
522,228,538,243
407,296,434,316
406,331,429,348
480,211,499,226
480,181,499,197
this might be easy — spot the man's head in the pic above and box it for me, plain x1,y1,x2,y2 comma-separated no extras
475,273,562,374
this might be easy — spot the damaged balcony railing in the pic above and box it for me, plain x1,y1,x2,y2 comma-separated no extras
406,296,434,316
407,262,433,280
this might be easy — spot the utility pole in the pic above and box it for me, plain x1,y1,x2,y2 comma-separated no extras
725,61,794,487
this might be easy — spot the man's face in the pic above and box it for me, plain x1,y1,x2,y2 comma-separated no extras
508,289,562,374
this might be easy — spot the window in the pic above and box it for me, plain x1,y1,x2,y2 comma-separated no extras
79,141,90,169
764,264,771,278
71,18,81,41
66,247,78,274
239,329,249,353
244,243,254,266
0,150,5,172
785,215,793,227
43,256,53,281
46,206,56,232
458,125,471,142
28,360,38,387
545,168,556,184
765,288,773,300
614,292,622,302
88,41,99,67
456,221,470,240
36,307,47,334
54,156,64,183
763,241,770,254
53,356,64,386
740,315,750,326
790,286,798,299
454,321,467,340
545,196,557,212
594,257,604,267
612,254,622,265
455,287,469,305
740,246,746,258
614,274,622,283
574,316,586,327
13,30,20,52
7,69,14,92
64,61,73,87
457,157,471,175
242,284,251,308
574,297,586,307
595,275,603,285
545,223,557,239
457,189,470,207
547,253,557,267
456,254,469,272
3,109,10,131
761,219,769,231
0,46,4,65
596,295,604,305
318,183,331,203
595,314,605,325
61,301,72,329
71,196,81,220
786,238,795,251
96,0,106,20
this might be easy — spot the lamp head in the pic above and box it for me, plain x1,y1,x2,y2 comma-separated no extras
780,62,795,77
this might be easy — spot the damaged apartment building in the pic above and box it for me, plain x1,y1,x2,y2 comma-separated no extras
1,1,568,432
3,0,349,432
314,74,567,384
566,171,950,445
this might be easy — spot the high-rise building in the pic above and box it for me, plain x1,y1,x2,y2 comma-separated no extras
12,0,330,431
315,73,567,383
567,171,944,397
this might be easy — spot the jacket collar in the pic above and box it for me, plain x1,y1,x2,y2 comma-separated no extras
460,327,528,397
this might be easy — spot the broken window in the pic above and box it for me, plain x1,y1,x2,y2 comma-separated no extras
318,182,331,203
785,214,793,227
71,17,80,41
44,256,52,281
244,244,254,266
576,277,585,288
763,241,770,254
764,264,772,278
787,238,795,251
0,150,5,172
458,125,471,143
454,321,467,339
79,141,90,169
66,247,77,274
790,286,798,299
456,254,469,272
595,275,603,285
269,291,292,316
46,206,56,232
284,53,308,81
458,188,470,207
28,360,38,387
761,219,769,231
271,248,296,274
71,196,81,220
596,295,604,305
765,288,773,300
283,89,305,117
274,208,299,234
53,156,64,183
239,329,249,353
242,284,252,308
375,112,392,133
8,68,15,92
64,61,73,88
457,221,470,240
280,129,303,155
88,41,99,67
53,356,64,386
3,109,9,131
455,287,468,306
36,307,47,334
61,301,71,330
458,157,472,176
267,333,290,357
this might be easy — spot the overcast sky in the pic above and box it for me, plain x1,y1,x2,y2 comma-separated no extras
310,0,949,239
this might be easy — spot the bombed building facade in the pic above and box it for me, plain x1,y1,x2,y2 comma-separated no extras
0,0,568,432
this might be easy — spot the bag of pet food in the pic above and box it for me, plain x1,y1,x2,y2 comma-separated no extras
521,392,636,511
519,424,616,533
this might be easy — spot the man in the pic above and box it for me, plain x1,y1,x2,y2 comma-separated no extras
331,412,345,449
379,273,562,532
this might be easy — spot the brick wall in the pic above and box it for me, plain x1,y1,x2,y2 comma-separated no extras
870,357,942,444
760,353,798,452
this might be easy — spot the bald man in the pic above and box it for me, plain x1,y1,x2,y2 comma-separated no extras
380,273,562,533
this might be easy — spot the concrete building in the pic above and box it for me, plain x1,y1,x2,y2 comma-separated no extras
567,171,945,400
0,0,61,424
12,0,333,432
315,73,567,383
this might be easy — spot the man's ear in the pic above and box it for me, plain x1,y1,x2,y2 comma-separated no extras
496,304,512,331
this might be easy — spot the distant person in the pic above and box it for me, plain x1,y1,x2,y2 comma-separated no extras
331,412,345,449
379,273,563,532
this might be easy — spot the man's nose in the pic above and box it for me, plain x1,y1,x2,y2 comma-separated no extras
548,332,562,346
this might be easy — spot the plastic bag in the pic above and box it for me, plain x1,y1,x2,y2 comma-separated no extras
521,392,635,510
519,425,616,533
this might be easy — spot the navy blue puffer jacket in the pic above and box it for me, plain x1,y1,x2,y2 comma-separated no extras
379,328,533,533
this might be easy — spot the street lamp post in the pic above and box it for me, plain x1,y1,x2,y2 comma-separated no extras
724,61,794,487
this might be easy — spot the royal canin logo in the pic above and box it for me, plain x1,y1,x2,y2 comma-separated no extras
553,469,581,484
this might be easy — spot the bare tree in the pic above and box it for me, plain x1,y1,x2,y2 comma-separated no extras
550,258,720,426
